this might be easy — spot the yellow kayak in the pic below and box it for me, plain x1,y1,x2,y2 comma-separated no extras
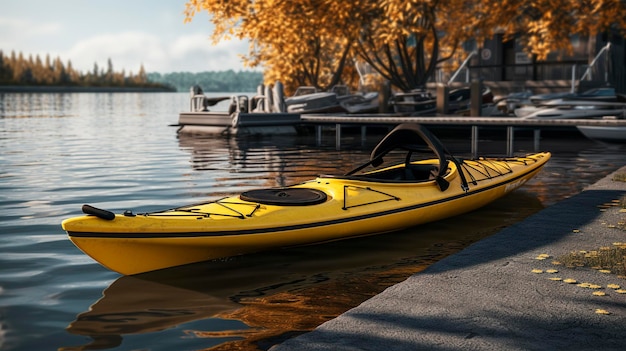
62,124,550,275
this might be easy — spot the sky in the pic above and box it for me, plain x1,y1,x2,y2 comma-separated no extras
0,0,251,74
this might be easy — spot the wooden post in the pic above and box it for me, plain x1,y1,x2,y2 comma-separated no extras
470,80,482,117
534,129,541,152
436,83,449,115
335,124,342,150
471,125,479,159
507,126,514,156
316,125,322,146
361,126,367,146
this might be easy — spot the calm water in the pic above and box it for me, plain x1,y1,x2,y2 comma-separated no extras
1,92,625,351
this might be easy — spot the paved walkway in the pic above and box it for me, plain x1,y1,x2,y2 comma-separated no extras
272,166,626,351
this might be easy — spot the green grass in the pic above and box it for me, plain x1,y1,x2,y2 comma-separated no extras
557,244,626,278
553,173,626,278
613,173,626,182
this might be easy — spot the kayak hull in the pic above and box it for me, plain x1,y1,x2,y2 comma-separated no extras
63,153,550,275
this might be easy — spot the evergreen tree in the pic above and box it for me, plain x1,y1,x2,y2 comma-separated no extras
0,50,9,82
67,60,80,83
0,49,177,90
106,58,114,83
53,56,69,84
13,52,25,82
92,62,99,83
137,64,147,84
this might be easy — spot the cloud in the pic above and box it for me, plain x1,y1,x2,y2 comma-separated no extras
65,32,165,73
0,4,254,74
168,34,252,72
64,31,251,74
0,17,63,52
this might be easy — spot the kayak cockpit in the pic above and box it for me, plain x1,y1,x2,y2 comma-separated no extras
322,162,445,183
339,124,454,190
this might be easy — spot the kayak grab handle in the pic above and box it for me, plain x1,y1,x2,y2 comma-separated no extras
82,204,116,221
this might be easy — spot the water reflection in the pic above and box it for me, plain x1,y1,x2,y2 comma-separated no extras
63,275,240,350
177,133,372,191
0,92,75,118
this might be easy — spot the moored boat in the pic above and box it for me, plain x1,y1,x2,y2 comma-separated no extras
62,124,550,275
513,88,626,119
577,125,626,143
284,85,380,114
389,90,436,115
338,91,380,114
515,99,626,119
284,86,344,114
177,84,301,135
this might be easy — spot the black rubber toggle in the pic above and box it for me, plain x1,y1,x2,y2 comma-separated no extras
82,204,116,220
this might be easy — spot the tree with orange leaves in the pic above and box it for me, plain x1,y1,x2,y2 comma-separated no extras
185,0,626,93
185,0,357,94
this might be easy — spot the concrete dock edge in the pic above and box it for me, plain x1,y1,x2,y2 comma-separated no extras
272,166,626,351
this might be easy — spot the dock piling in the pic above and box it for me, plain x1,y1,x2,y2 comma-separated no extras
471,126,479,159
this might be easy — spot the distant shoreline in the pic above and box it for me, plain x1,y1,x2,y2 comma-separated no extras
0,85,176,93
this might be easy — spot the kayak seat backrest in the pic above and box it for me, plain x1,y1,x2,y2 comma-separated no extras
406,164,439,181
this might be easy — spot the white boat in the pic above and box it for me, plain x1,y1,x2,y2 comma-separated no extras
284,86,344,114
515,99,626,119
514,88,626,119
177,85,301,135
338,92,380,113
284,85,379,114
577,125,626,143
493,90,533,115
528,87,617,105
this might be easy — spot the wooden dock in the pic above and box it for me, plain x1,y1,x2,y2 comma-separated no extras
301,115,626,156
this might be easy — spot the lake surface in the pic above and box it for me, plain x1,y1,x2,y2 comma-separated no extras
1,92,625,351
